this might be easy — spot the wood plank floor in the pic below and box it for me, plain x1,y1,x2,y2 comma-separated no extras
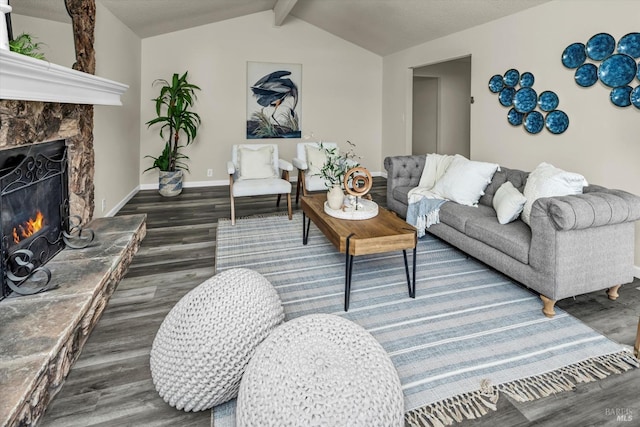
40,178,640,427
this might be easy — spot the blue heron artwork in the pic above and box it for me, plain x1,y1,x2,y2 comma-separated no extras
247,62,301,139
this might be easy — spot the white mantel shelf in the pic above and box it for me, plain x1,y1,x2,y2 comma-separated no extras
0,49,128,105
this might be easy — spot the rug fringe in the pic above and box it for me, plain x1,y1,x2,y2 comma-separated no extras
405,379,498,427
405,350,639,427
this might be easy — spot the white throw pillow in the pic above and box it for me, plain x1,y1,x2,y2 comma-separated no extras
493,182,527,224
432,155,500,206
238,146,277,180
521,162,588,225
305,145,328,176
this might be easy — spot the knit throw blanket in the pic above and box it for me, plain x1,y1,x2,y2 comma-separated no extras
406,153,455,237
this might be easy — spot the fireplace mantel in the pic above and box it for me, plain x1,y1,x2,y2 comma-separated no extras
0,49,128,106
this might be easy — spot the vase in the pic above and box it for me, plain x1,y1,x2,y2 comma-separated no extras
326,185,344,210
158,170,183,197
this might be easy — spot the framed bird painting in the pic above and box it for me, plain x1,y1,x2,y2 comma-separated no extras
247,61,301,139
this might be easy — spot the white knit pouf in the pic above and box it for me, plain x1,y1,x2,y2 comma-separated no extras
236,313,405,426
150,268,284,411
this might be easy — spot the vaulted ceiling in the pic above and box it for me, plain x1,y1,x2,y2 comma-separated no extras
11,0,551,56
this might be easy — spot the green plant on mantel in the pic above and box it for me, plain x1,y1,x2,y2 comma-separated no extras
9,33,47,60
145,71,201,172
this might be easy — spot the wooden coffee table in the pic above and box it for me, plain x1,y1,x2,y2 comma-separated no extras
301,194,417,311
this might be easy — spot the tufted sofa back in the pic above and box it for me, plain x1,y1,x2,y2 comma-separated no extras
478,167,529,207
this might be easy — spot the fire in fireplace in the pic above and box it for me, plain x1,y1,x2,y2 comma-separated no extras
0,140,69,301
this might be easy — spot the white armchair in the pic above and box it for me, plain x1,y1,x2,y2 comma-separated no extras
228,144,293,225
292,142,338,203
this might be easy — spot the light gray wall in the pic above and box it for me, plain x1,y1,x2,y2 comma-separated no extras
140,11,383,186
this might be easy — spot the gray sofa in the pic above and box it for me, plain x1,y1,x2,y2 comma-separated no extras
384,155,640,317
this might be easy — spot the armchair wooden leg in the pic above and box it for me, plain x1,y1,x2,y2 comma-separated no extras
287,193,292,220
295,171,303,204
606,285,621,300
634,317,639,359
230,195,236,225
229,176,236,225
540,295,556,318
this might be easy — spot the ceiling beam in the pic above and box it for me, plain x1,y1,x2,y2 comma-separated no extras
273,0,298,26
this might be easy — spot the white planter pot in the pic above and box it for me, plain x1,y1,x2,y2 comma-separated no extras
158,170,183,197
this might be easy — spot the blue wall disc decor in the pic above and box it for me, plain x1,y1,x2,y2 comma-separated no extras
586,33,616,61
574,63,599,87
598,54,637,87
489,74,504,93
524,111,544,134
631,86,640,109
545,110,569,134
520,72,535,88
489,69,567,135
507,108,525,126
503,69,520,87
562,42,587,69
499,87,516,106
538,91,559,112
513,88,538,113
564,32,640,110
610,86,633,107
617,32,640,58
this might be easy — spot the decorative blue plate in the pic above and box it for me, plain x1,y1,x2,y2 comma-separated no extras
499,87,516,107
538,91,559,112
631,86,640,109
489,74,504,93
562,42,587,69
503,69,520,87
513,87,538,113
524,111,544,134
545,110,569,134
574,63,598,87
598,54,637,88
507,108,524,126
586,33,615,61
610,86,633,107
617,32,640,59
520,72,535,88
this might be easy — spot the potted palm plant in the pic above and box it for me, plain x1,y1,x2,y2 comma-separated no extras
145,71,201,197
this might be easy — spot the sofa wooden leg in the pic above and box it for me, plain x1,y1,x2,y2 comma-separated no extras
540,295,556,318
634,317,640,359
606,285,621,300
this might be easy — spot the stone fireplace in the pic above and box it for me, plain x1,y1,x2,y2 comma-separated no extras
0,2,141,424
0,140,68,300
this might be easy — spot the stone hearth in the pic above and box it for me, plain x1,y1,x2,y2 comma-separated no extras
0,214,146,427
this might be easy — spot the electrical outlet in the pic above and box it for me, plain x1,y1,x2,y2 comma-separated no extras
101,199,106,212
207,169,213,177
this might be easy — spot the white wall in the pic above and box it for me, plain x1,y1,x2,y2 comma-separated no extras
12,5,142,219
93,3,142,217
10,14,75,67
140,11,382,186
382,0,640,269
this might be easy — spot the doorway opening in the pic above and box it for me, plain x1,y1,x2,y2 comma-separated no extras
411,56,471,158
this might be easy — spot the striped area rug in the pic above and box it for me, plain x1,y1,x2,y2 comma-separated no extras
212,213,638,426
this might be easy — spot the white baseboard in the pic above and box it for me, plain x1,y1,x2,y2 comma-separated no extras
103,185,140,217
633,265,640,279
